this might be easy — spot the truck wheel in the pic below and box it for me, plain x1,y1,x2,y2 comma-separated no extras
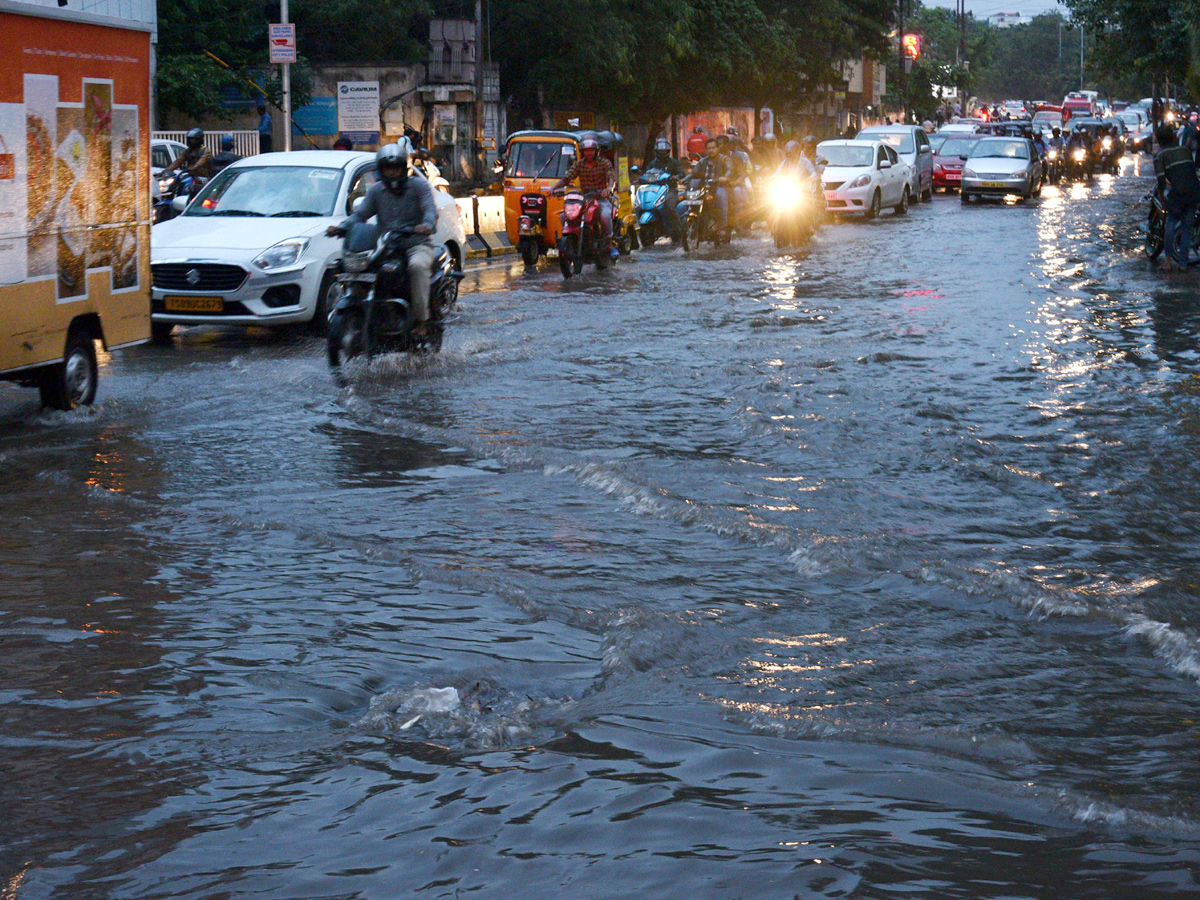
40,328,97,410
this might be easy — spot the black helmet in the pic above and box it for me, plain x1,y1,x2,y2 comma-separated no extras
377,138,412,192
220,135,234,151
1052,126,1061,136
654,137,670,157
726,125,740,137
186,127,204,151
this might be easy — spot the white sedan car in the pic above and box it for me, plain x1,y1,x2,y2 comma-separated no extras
150,150,467,339
817,140,913,218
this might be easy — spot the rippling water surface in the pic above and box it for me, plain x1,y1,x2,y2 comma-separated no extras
4,164,1200,898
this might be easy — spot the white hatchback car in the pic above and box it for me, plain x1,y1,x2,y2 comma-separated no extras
150,151,466,338
817,140,913,218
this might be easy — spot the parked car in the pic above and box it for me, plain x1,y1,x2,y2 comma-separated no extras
932,134,982,192
817,139,913,218
960,136,1043,203
149,150,467,340
855,125,935,201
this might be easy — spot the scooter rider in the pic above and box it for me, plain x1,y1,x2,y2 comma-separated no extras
553,135,616,254
723,129,752,229
775,140,817,181
326,139,438,338
163,127,214,181
1155,123,1200,267
644,137,684,239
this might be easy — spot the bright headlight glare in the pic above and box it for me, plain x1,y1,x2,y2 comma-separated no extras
253,238,310,270
1073,149,1086,161
772,178,803,210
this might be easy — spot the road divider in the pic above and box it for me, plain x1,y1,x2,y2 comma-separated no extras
455,196,515,259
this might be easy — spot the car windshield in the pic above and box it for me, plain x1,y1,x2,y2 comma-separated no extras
186,166,344,217
970,140,1029,160
505,141,576,179
818,144,874,167
939,138,979,157
929,134,947,153
862,131,915,154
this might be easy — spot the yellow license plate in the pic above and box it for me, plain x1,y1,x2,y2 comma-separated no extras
982,182,1007,189
165,296,224,312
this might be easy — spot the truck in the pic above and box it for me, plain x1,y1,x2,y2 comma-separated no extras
0,0,154,409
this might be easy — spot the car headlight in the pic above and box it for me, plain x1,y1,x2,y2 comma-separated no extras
1011,169,1028,179
252,237,310,270
962,168,977,178
849,174,872,188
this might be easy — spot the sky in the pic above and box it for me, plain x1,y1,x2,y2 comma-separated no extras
927,0,1069,19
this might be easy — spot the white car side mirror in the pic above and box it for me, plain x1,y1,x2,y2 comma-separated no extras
879,160,892,169
172,195,188,212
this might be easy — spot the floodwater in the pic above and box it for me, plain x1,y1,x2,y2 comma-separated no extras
4,162,1200,898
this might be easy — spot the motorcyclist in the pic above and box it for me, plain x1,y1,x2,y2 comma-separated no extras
211,135,241,173
1066,125,1093,176
326,139,438,338
1047,126,1065,180
774,140,817,181
724,128,753,230
686,126,709,159
552,135,617,255
1154,123,1200,267
163,127,214,182
752,132,781,172
680,136,731,242
801,135,819,164
643,137,684,240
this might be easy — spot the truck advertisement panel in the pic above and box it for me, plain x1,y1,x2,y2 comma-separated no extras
0,8,151,377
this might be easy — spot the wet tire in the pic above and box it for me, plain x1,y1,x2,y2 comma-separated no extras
895,187,909,216
309,272,335,336
39,328,97,410
519,238,539,267
1146,217,1164,260
557,238,574,279
960,191,972,205
683,217,700,253
326,308,364,369
865,190,881,220
921,182,933,202
150,321,174,343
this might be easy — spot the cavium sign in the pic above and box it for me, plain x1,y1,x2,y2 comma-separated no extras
336,81,380,144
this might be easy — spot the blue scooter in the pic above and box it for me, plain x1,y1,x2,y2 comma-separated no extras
632,169,678,247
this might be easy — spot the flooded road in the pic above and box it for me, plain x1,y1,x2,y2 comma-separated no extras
5,162,1200,898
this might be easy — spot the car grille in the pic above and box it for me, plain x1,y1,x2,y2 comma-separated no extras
152,263,248,292
822,181,844,191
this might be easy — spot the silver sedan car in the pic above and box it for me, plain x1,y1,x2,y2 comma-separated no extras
960,137,1044,203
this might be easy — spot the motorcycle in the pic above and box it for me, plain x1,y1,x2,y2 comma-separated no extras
1098,135,1119,175
632,169,678,247
680,178,728,251
154,170,204,223
1064,146,1094,182
326,223,462,370
1144,185,1200,262
1044,147,1062,183
555,188,612,278
767,173,821,249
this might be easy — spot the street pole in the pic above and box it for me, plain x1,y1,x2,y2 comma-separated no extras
958,0,967,117
897,0,904,122
1079,25,1084,91
281,0,291,152
475,0,485,181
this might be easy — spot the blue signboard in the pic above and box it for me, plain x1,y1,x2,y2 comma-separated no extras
291,97,337,136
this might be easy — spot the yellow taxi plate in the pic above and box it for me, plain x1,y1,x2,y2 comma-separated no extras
165,296,223,312
982,182,1007,189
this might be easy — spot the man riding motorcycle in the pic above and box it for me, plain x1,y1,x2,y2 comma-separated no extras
723,129,753,230
680,136,731,242
211,135,241,173
163,127,214,181
1154,123,1200,267
1046,127,1065,181
326,139,438,337
552,135,617,256
1065,126,1094,178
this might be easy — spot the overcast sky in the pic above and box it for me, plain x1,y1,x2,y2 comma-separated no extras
926,0,1068,19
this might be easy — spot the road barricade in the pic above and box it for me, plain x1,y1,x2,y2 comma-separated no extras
457,196,515,259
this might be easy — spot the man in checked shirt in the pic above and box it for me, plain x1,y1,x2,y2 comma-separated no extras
552,136,617,255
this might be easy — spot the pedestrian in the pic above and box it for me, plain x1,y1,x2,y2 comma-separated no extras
256,102,272,154
1154,123,1200,268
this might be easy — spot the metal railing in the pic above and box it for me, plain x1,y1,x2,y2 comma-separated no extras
152,131,262,158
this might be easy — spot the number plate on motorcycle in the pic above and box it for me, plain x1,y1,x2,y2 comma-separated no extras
164,296,223,312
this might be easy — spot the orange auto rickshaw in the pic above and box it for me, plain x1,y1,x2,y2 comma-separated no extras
501,130,634,266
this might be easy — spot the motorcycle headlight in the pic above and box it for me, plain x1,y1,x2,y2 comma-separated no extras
1048,149,1059,160
252,237,310,270
1073,149,1086,161
342,250,371,273
157,178,173,194
849,174,872,189
1102,137,1112,149
772,178,803,210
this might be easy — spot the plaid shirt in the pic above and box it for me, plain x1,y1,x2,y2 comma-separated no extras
563,156,615,193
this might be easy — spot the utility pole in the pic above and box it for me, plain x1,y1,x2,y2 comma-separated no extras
1079,24,1084,91
475,0,485,181
897,0,905,122
958,0,967,118
281,0,291,152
